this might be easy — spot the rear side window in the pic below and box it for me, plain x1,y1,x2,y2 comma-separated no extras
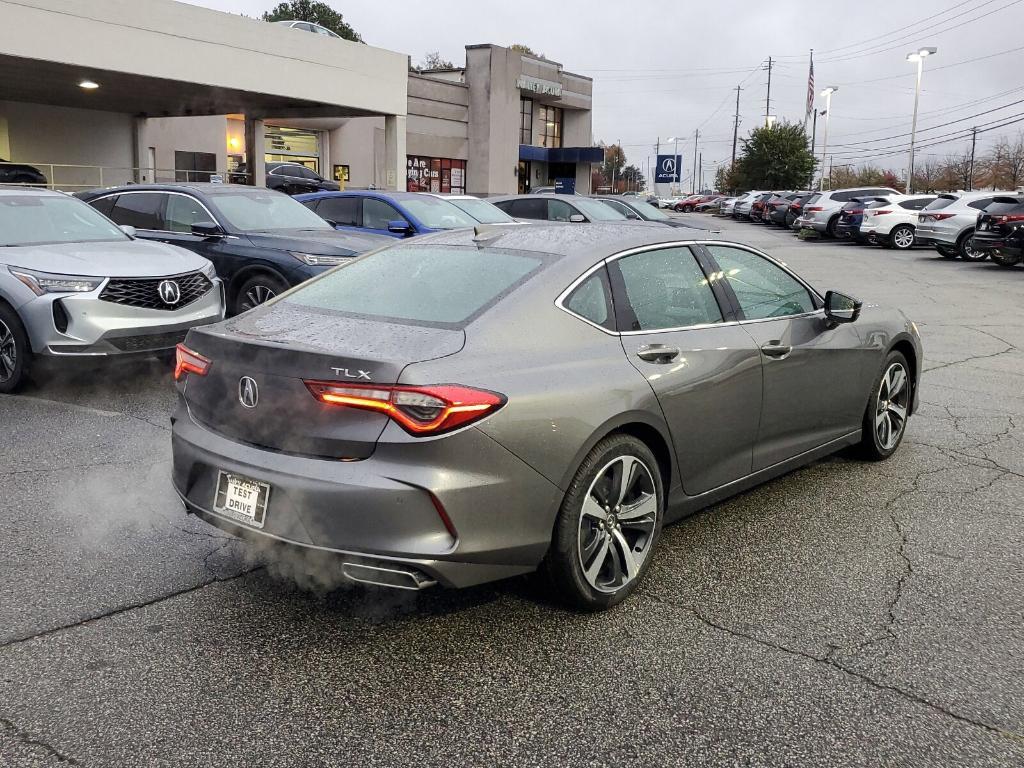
549,199,574,221
563,269,614,330
900,198,934,210
831,192,852,203
983,199,1024,215
802,194,820,206
363,198,404,229
924,196,957,211
968,197,996,211
108,193,163,230
286,245,545,327
318,197,360,226
89,195,118,217
505,198,547,220
611,246,722,331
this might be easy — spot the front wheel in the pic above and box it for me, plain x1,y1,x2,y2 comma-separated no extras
858,351,911,461
991,251,1022,268
958,231,987,261
890,224,916,250
233,274,289,315
545,435,664,611
0,304,31,394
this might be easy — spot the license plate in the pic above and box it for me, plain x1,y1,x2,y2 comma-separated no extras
213,472,270,528
978,222,989,230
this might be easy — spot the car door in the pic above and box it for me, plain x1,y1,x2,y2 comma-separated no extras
158,192,233,275
362,197,411,237
607,244,763,495
548,198,575,222
702,243,867,470
104,191,165,239
315,196,362,233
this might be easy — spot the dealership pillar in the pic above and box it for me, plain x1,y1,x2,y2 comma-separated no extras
244,117,266,187
384,114,406,191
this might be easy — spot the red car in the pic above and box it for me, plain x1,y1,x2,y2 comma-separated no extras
674,194,722,213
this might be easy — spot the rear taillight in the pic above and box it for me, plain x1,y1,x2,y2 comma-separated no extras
789,203,800,210
994,214,1024,224
305,382,506,436
928,213,955,221
806,206,823,212
872,210,892,216
174,343,210,381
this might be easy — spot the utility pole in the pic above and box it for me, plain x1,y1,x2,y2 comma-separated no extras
969,126,978,191
764,56,773,125
698,152,702,193
692,129,699,194
654,137,660,193
731,85,741,169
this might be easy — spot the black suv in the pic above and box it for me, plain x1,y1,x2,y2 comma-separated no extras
974,196,1024,267
0,159,47,185
229,162,339,195
77,183,389,314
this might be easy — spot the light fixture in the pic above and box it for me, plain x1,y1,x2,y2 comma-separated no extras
78,79,99,90
228,137,240,149
820,86,837,97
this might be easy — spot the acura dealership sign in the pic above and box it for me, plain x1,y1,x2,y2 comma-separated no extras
655,154,682,183
516,75,562,97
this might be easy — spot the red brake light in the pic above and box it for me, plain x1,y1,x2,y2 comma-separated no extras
931,212,955,221
174,343,210,381
304,381,506,436
994,213,1024,224
873,209,892,216
806,206,823,212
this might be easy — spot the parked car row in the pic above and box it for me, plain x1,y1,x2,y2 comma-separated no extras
721,186,1024,261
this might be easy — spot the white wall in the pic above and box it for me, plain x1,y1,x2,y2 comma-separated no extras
0,101,133,189
140,115,230,182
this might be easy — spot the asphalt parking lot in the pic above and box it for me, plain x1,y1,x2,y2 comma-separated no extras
2,215,1023,767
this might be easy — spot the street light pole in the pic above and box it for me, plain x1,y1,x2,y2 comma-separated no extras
905,47,937,194
819,86,838,190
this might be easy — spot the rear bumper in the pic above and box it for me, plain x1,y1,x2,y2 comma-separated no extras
170,403,564,588
973,232,1023,255
914,223,959,248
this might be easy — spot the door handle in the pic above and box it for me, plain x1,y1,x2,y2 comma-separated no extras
760,342,793,359
636,344,680,363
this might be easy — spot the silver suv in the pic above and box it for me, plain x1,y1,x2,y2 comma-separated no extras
916,191,1014,261
0,187,223,392
795,187,899,237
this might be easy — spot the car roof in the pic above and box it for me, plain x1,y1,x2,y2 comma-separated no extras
489,193,585,202
296,190,431,201
410,222,710,263
77,183,281,198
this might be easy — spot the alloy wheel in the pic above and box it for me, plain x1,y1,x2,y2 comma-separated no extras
241,284,277,311
0,318,16,383
875,362,910,451
892,227,915,250
577,455,658,594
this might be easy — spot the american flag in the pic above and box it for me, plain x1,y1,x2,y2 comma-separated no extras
804,51,815,130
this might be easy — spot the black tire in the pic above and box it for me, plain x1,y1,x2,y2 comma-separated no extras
545,434,665,611
957,230,987,261
890,224,915,251
990,251,1022,268
858,350,912,461
682,205,694,213
0,303,31,394
785,211,797,227
232,274,289,315
825,215,840,238
936,245,958,260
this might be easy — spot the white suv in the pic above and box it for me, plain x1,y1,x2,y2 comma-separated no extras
795,187,899,237
860,195,937,250
916,191,1014,261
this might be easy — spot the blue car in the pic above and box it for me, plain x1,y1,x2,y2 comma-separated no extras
295,191,479,238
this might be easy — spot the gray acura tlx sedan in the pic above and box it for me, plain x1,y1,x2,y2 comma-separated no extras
171,223,923,610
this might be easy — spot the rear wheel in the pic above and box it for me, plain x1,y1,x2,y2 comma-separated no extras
958,231,987,261
0,304,31,394
991,250,1022,268
545,435,664,611
825,215,839,238
936,245,958,259
858,351,911,461
233,274,289,315
890,224,915,250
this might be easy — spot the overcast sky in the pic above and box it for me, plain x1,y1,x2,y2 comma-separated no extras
187,0,1023,182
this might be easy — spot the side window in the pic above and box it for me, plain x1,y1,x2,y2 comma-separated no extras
508,198,547,219
548,199,574,222
108,193,163,230
318,197,360,226
611,246,722,331
901,198,931,210
968,197,995,211
706,245,815,321
363,198,404,229
89,195,118,218
564,269,614,330
831,191,852,203
164,194,213,233
299,167,320,180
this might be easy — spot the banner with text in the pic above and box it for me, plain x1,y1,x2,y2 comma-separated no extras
655,154,682,184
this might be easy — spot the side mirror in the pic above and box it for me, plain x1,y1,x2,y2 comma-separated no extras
568,214,586,223
387,219,413,235
191,221,224,239
119,224,137,238
824,290,862,326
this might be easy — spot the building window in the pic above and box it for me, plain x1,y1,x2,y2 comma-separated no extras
520,98,533,145
174,151,216,182
539,105,562,149
407,156,466,194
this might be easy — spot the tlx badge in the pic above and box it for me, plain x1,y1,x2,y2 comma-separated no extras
332,367,371,380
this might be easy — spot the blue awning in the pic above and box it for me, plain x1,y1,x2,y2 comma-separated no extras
519,145,604,164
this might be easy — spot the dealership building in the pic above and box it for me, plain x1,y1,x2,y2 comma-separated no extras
0,0,601,197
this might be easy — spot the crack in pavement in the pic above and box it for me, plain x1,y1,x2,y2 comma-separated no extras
0,566,263,650
689,609,1023,743
0,715,81,765
923,345,1017,374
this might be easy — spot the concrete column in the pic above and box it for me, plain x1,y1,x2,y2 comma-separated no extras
131,116,146,183
243,117,266,187
384,114,406,191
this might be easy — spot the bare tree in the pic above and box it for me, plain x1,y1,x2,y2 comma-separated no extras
989,133,1024,190
939,152,973,191
913,158,942,193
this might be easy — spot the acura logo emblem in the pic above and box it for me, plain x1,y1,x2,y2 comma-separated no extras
158,280,181,305
238,376,258,409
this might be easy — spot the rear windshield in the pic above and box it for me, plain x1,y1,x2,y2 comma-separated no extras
983,198,1024,215
923,196,957,211
285,245,545,327
629,200,669,220
802,194,820,206
446,197,515,224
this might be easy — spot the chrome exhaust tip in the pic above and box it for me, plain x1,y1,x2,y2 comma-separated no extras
341,561,437,591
